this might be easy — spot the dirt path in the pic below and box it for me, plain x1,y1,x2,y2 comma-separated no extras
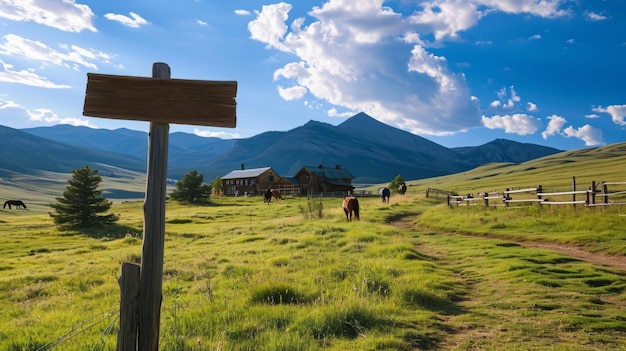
388,214,626,272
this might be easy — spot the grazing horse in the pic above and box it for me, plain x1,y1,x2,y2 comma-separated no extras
379,187,390,203
264,189,272,203
3,200,27,209
342,196,360,222
398,183,407,195
271,189,283,200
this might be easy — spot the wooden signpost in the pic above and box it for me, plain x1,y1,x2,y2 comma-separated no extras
83,62,236,350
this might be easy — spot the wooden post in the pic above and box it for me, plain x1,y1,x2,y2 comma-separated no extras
504,188,510,208
603,182,609,204
118,262,141,351
138,61,171,351
572,176,576,208
83,62,237,350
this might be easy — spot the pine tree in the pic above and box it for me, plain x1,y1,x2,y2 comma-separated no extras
389,174,405,193
49,165,118,228
169,170,211,204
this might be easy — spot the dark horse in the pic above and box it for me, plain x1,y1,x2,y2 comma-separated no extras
342,196,360,222
264,189,283,204
379,187,390,203
398,183,407,195
264,189,272,203
3,200,27,209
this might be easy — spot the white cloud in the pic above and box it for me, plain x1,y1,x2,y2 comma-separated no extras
247,0,571,136
327,108,357,118
277,85,308,100
563,125,604,146
0,0,96,32
0,59,70,88
235,9,251,16
197,20,208,26
584,113,599,119
481,113,542,135
249,0,483,135
104,12,149,28
541,114,566,139
585,11,608,21
529,34,541,40
527,102,537,112
27,108,92,126
193,128,240,139
491,86,522,109
593,104,626,126
0,34,107,70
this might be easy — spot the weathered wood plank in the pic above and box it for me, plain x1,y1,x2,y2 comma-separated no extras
118,262,140,351
138,63,171,351
83,73,237,127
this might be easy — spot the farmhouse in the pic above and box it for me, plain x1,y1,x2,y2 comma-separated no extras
294,164,355,195
221,165,280,196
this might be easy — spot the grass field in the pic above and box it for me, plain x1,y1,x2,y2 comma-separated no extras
0,142,625,350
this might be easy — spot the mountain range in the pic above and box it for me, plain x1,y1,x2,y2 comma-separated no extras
3,112,562,184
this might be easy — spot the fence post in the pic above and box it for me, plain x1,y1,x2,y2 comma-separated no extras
572,176,576,208
504,188,510,208
536,185,543,206
425,188,430,198
118,262,140,351
603,182,609,204
483,192,489,207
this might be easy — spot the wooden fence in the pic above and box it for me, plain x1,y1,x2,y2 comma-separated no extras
443,178,626,208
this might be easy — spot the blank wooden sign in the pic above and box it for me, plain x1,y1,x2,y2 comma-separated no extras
83,73,237,128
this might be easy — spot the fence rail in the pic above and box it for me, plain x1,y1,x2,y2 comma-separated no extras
439,178,626,208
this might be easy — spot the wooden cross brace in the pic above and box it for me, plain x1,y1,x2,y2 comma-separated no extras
83,62,236,351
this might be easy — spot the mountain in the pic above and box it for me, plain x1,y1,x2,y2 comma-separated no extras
11,112,563,183
0,125,146,177
452,139,561,165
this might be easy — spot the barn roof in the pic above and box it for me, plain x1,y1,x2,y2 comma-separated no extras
222,167,272,179
300,165,354,180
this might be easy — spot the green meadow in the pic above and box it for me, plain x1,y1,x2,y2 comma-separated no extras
0,142,625,350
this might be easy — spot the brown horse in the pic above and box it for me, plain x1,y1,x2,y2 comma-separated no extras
271,189,283,200
342,196,360,222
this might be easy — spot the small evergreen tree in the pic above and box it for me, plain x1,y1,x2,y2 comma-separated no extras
170,170,211,204
389,174,405,193
49,165,118,228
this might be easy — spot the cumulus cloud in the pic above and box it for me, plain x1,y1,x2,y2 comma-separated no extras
104,12,149,28
247,0,571,135
0,97,91,127
0,0,96,32
481,114,542,135
563,125,604,146
527,102,537,111
593,104,626,126
541,114,566,139
193,128,240,139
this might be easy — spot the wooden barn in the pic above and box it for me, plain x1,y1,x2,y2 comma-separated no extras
294,164,355,195
221,165,280,196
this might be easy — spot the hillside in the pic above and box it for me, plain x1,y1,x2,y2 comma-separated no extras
9,112,562,184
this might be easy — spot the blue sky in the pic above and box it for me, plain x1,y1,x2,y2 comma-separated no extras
0,0,624,150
